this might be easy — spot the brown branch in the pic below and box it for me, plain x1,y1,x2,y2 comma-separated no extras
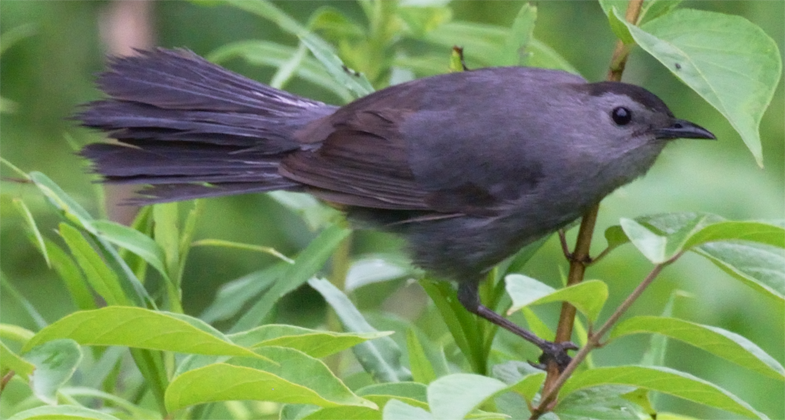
0,371,14,393
539,0,645,408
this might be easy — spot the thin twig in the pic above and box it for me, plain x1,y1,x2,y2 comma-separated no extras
558,229,571,260
0,371,14,393
539,0,645,406
545,204,599,383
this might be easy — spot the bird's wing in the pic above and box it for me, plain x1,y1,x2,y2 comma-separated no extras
281,107,428,210
280,106,502,216
280,67,568,216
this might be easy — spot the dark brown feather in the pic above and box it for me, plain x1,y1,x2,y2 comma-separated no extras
281,106,434,210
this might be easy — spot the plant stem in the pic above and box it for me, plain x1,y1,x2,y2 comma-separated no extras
0,371,14,393
325,233,353,373
541,0,645,403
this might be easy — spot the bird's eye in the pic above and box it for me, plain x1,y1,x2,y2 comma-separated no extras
611,107,632,125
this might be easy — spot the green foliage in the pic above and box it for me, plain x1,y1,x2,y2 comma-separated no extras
1,1,782,420
608,7,782,167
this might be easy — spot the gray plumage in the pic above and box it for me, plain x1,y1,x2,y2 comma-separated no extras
77,48,714,368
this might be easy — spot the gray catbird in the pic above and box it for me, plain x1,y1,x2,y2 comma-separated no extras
77,48,715,369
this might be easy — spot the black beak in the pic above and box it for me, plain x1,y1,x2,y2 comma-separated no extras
655,119,716,140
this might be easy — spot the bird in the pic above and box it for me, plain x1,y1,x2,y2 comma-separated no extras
76,48,715,369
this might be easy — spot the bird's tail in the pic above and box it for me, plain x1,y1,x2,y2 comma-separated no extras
76,48,336,203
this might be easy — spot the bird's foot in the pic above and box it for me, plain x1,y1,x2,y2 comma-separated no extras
529,341,579,372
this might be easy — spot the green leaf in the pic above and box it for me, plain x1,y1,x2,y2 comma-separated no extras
399,0,452,5
508,371,546,404
23,307,261,359
597,0,629,17
641,290,691,368
268,191,340,230
87,220,169,282
0,340,36,378
200,264,285,323
427,373,507,419
498,3,536,66
191,239,293,263
607,6,635,44
626,9,783,166
506,275,608,323
0,96,17,114
60,386,160,419
309,6,367,40
611,316,785,380
397,6,452,38
0,23,36,55
527,38,581,74
684,221,785,250
13,199,50,267
383,399,434,420
599,0,684,30
638,0,682,26
59,223,130,306
299,32,375,98
153,203,180,281
7,405,123,420
219,0,307,35
345,255,413,292
32,172,151,306
449,47,466,72
695,241,784,302
358,381,428,405
620,215,705,264
0,323,35,343
165,347,376,412
177,199,203,277
603,224,631,255
44,239,96,311
309,278,411,382
520,307,554,341
24,339,82,404
0,273,48,329
424,21,506,66
635,213,785,301
0,156,28,179
621,387,658,418
406,329,437,384
554,385,642,420
420,280,484,373
31,171,95,229
229,324,392,358
656,413,702,420
208,41,354,103
394,55,449,77
302,406,380,420
230,224,350,332
270,40,310,89
561,365,767,419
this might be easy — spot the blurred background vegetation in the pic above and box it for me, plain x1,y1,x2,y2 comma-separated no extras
1,1,782,418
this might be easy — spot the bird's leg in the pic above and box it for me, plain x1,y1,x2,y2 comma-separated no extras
457,280,577,371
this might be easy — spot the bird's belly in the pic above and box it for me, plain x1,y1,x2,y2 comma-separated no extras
401,206,582,283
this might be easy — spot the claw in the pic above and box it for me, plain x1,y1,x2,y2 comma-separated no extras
538,341,578,372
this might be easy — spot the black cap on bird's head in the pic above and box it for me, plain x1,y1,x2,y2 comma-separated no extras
581,81,716,142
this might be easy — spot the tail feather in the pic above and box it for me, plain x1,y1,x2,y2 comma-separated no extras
128,181,303,204
96,48,323,113
76,48,336,203
80,143,287,181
